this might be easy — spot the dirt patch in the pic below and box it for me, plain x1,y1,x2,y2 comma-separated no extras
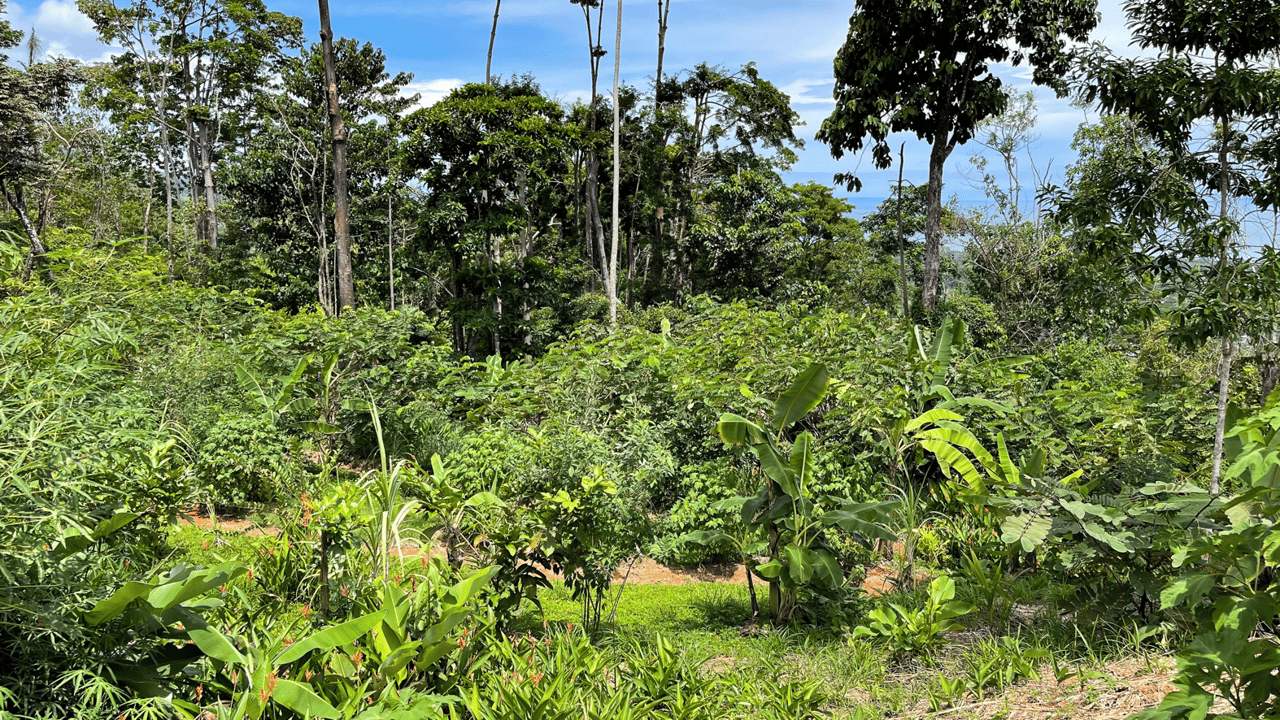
180,511,920,596
892,657,1226,720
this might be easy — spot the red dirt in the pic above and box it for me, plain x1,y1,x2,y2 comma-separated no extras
181,509,909,595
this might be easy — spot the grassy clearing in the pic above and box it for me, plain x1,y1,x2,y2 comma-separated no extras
167,521,1179,719
532,577,1178,719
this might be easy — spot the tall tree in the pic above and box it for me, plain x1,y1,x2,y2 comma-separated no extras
81,0,301,252
569,0,609,303
1057,0,1280,493
817,0,1096,315
403,79,570,355
0,52,81,283
220,38,414,314
317,0,355,310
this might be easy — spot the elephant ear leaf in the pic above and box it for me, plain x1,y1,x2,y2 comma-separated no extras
771,363,829,433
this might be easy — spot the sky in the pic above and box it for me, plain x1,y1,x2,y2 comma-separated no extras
5,0,1147,223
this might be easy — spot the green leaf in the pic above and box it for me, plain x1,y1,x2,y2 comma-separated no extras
1000,513,1051,553
771,363,829,433
903,407,964,434
753,441,797,497
717,413,763,446
184,616,248,666
1161,573,1215,610
789,432,815,495
821,502,896,543
271,679,340,719
84,581,155,626
1081,522,1136,554
810,548,844,589
784,544,812,583
273,612,384,665
755,560,783,579
445,565,497,606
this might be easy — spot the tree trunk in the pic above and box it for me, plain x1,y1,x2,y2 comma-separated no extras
319,530,331,619
4,184,53,284
198,119,218,249
319,0,356,311
1209,112,1234,495
579,1,606,298
897,142,909,318
486,0,501,84
922,133,949,315
1210,339,1233,495
608,0,623,327
387,192,395,310
655,0,669,98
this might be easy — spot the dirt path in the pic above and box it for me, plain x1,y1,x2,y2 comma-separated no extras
183,512,914,595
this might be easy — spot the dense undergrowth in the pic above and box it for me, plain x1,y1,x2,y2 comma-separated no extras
3,243,1280,720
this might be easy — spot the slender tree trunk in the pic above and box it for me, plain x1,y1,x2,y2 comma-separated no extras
486,0,501,84
922,133,949,315
4,184,53,284
579,2,606,296
319,530,331,619
1210,112,1234,495
897,142,909,318
655,0,669,97
388,192,395,310
608,0,623,327
318,175,334,316
319,0,356,311
1211,340,1233,494
141,162,154,250
162,123,174,281
198,119,218,249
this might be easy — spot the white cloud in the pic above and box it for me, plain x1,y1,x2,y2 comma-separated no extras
402,78,465,108
779,78,833,106
33,0,95,34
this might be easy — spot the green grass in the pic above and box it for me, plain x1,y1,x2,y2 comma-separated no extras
163,523,1166,719
524,573,1167,719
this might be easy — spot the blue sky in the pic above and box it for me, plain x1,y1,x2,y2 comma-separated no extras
7,0,1144,223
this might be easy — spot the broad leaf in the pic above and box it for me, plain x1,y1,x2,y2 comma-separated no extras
271,679,340,719
274,612,384,665
771,363,829,432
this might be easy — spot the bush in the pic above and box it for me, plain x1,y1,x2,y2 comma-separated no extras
195,413,296,506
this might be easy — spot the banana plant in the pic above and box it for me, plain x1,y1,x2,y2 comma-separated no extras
193,568,497,720
693,362,896,623
83,561,247,713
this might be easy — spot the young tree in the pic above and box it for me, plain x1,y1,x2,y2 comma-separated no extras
403,79,570,354
1057,0,1280,493
816,0,1096,315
